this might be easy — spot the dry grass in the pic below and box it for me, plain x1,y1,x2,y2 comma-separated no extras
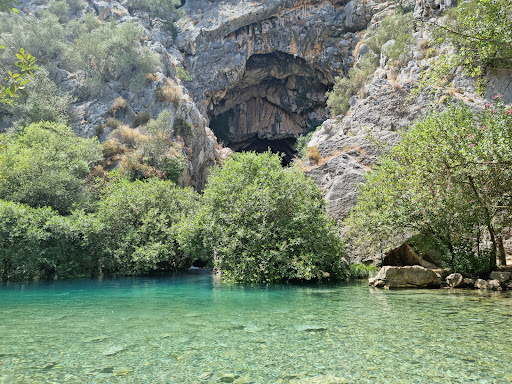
111,7,127,16
306,146,322,165
106,118,122,129
155,78,183,104
102,139,127,158
110,125,148,148
109,97,128,114
145,73,158,83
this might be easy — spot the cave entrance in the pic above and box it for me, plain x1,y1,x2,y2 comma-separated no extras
208,51,330,165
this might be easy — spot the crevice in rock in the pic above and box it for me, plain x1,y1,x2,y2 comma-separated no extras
208,51,330,164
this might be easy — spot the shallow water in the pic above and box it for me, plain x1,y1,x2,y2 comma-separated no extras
1,273,512,384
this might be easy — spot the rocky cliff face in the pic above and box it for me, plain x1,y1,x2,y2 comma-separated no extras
175,0,392,158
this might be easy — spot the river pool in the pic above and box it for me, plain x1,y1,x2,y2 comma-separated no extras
1,273,511,383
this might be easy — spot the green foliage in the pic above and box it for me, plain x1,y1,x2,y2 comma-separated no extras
0,121,102,214
294,125,321,160
365,11,415,66
67,21,161,90
326,54,378,116
179,151,346,283
430,0,512,92
0,200,103,281
6,67,73,126
97,177,198,274
1,13,66,63
345,98,512,273
127,0,182,19
176,65,192,81
326,11,415,117
142,110,184,183
173,117,192,137
348,263,379,279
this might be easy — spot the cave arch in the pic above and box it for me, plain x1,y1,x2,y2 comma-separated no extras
208,51,330,165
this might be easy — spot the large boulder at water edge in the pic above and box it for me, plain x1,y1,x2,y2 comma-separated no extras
369,266,441,288
446,273,464,288
489,271,512,285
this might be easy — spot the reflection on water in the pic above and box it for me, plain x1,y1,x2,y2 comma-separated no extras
1,274,512,383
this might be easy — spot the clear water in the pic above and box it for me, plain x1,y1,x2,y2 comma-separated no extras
1,273,512,384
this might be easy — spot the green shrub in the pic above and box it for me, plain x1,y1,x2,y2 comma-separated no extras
0,121,102,214
348,263,379,279
7,67,73,127
0,200,103,282
178,151,346,283
97,177,199,274
0,13,66,64
173,117,192,137
327,54,378,116
127,0,182,19
294,125,322,160
176,65,192,81
326,11,414,117
67,21,161,90
428,0,512,93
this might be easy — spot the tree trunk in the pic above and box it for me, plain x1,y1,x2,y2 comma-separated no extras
497,236,507,266
486,223,498,272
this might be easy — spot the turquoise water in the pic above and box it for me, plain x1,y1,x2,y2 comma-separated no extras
1,273,512,384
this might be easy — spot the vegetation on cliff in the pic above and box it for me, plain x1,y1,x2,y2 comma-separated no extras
345,97,512,275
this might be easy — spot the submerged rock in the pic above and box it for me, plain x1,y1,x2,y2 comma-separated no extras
369,266,441,288
445,273,464,288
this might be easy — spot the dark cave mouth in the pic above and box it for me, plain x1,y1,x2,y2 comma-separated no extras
229,136,297,166
207,51,331,166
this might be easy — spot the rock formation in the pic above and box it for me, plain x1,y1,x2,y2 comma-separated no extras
369,265,441,288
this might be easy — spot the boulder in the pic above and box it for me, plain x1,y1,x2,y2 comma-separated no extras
488,279,503,291
474,279,490,289
445,273,464,288
463,278,475,288
489,271,511,285
369,266,441,288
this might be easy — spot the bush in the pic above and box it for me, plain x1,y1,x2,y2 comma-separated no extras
127,0,182,19
67,21,161,90
179,151,346,283
0,121,102,214
348,263,379,279
97,177,199,274
0,200,103,282
173,117,192,137
327,54,378,116
6,67,73,127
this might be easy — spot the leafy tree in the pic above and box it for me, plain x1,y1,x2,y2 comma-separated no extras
67,21,161,90
345,99,512,273
97,177,198,274
421,0,512,94
179,151,346,283
0,200,103,281
0,121,102,214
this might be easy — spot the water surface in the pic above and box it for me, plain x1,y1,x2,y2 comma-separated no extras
1,273,512,383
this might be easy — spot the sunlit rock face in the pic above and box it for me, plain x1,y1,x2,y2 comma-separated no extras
176,0,388,155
